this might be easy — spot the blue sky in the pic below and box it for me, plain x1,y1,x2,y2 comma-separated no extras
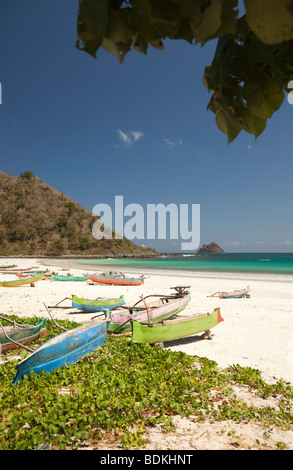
0,1,293,253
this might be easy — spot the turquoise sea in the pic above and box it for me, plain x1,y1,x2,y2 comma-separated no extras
77,253,293,280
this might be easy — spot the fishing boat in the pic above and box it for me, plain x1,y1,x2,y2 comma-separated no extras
107,287,191,333
86,271,144,286
16,270,51,278
0,318,47,353
13,319,108,384
131,307,223,344
0,267,31,272
0,273,45,287
51,274,87,281
72,294,125,312
0,264,17,269
208,286,250,299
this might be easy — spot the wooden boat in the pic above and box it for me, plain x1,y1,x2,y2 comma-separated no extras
16,271,51,278
0,273,45,287
13,319,108,384
0,318,47,353
72,294,125,313
86,271,144,286
131,307,224,344
51,274,87,281
0,267,31,272
107,287,191,333
208,286,250,299
0,264,17,269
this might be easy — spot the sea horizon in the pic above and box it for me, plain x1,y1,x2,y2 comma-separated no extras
63,252,293,283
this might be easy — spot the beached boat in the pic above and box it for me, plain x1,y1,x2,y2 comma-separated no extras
0,267,31,272
107,287,191,333
13,319,108,384
131,307,224,344
0,318,47,353
0,264,17,269
72,294,125,313
51,274,87,281
86,272,144,286
16,270,51,278
209,286,250,299
0,273,45,287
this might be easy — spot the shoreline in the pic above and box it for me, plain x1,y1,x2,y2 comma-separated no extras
0,257,293,385
40,257,293,284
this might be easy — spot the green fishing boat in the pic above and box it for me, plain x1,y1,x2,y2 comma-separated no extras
0,264,17,270
0,318,47,352
51,274,87,281
131,307,223,344
0,273,45,287
72,294,125,312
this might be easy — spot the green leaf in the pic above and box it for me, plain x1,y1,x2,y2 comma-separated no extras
190,0,222,44
245,0,293,45
215,109,241,144
243,77,285,119
240,109,267,139
75,0,109,58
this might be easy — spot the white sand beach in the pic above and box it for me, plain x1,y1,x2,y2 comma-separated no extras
1,257,293,385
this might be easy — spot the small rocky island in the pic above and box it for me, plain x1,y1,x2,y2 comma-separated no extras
196,243,225,254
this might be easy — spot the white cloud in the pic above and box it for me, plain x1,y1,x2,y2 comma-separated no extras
117,129,144,146
230,241,246,246
163,138,183,149
257,240,266,245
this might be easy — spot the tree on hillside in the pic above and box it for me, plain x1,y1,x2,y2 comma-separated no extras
75,0,293,143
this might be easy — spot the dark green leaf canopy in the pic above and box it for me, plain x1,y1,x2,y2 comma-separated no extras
76,0,293,143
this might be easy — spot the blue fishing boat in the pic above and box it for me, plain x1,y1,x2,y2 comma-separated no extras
13,319,108,384
72,294,125,312
208,286,250,299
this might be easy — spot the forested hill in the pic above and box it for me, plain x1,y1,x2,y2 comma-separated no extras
0,170,156,257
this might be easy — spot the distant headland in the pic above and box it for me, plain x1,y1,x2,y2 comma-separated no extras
196,243,225,254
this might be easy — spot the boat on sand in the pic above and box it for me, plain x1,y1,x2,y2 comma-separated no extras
131,307,224,344
13,319,108,384
208,286,250,299
107,286,191,333
0,318,47,353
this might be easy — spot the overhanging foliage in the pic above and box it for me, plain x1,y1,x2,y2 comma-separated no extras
75,0,293,143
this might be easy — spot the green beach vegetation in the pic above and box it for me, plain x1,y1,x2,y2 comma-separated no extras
0,315,292,450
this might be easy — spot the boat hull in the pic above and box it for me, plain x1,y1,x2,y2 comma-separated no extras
221,293,245,299
72,294,125,312
0,319,47,353
51,275,87,281
108,294,191,333
220,286,250,299
13,320,107,384
0,273,45,287
86,274,144,286
131,308,223,344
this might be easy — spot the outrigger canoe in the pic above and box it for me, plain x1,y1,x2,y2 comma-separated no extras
51,274,87,281
107,287,191,333
86,272,145,286
209,286,250,299
0,267,31,272
131,307,224,344
0,273,45,287
72,294,125,312
0,318,47,353
13,319,108,384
